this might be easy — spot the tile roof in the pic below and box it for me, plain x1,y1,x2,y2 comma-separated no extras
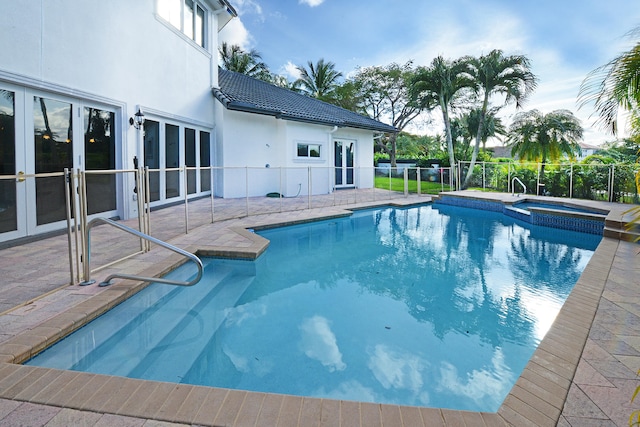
213,68,398,133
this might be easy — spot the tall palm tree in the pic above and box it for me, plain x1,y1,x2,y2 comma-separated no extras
412,56,475,176
506,109,583,178
296,59,343,102
464,50,537,187
219,42,270,81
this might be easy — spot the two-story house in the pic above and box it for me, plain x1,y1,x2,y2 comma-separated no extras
0,0,396,244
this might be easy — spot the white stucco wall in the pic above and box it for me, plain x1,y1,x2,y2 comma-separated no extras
0,0,227,223
216,109,376,198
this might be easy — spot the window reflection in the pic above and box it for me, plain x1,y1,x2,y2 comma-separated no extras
158,0,207,48
144,120,161,202
84,107,116,215
166,124,180,199
34,97,72,225
185,128,196,194
0,90,16,233
184,0,194,40
158,0,181,29
200,131,210,192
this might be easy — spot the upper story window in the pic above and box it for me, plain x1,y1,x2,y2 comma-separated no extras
158,0,206,47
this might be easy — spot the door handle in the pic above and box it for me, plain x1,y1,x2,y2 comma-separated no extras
17,171,25,182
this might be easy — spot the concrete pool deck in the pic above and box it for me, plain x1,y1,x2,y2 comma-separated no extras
0,190,638,426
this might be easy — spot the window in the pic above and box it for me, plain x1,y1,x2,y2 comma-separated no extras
158,0,207,48
297,143,321,158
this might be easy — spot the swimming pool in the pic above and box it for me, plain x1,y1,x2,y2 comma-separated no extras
25,204,601,412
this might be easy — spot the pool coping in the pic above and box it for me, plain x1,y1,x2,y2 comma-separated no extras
0,193,632,426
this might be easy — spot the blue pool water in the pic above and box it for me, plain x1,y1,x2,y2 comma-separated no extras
26,204,601,412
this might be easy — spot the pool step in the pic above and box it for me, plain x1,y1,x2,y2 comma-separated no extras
29,264,236,374
127,273,255,382
603,217,640,243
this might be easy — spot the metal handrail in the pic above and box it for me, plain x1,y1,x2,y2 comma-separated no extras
512,177,527,196
81,217,203,287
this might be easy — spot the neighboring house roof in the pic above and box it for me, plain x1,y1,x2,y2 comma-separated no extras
579,142,601,150
213,68,398,134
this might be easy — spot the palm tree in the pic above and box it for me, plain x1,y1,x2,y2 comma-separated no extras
465,107,507,150
578,28,640,136
296,59,343,102
578,28,640,240
463,50,537,187
411,56,475,177
506,109,583,179
219,42,270,80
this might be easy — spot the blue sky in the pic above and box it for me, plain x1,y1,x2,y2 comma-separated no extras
220,0,640,144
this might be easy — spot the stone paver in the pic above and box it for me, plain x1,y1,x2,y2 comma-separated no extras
0,190,637,426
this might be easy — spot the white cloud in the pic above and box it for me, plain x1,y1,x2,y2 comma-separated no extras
299,315,346,372
281,61,301,80
231,0,263,17
438,348,513,408
367,344,426,396
299,0,325,6
219,18,253,50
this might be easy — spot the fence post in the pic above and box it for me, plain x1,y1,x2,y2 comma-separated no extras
609,165,615,202
482,162,486,190
403,168,409,197
143,167,151,250
183,165,189,234
64,169,76,285
214,166,216,224
308,167,312,209
416,167,421,196
569,163,574,199
245,166,249,217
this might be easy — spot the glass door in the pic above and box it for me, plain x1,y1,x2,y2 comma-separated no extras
334,139,355,188
32,96,73,226
0,88,23,240
0,90,119,243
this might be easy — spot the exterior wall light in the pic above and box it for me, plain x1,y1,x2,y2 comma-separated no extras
129,108,145,130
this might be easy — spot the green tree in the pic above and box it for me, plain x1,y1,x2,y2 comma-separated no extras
219,42,270,80
412,56,475,182
350,61,425,166
464,50,537,187
296,59,343,102
506,109,583,179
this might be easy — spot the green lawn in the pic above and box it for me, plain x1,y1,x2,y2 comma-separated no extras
374,176,451,194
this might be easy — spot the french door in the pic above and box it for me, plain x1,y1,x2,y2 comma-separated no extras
143,119,211,205
334,139,355,188
0,85,118,242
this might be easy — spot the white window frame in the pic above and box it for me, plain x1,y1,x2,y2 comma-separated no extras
157,0,208,48
295,141,323,160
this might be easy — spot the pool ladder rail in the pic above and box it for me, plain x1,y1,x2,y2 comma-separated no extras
79,217,203,287
512,177,527,196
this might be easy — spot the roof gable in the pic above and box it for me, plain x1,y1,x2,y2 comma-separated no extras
213,68,397,133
